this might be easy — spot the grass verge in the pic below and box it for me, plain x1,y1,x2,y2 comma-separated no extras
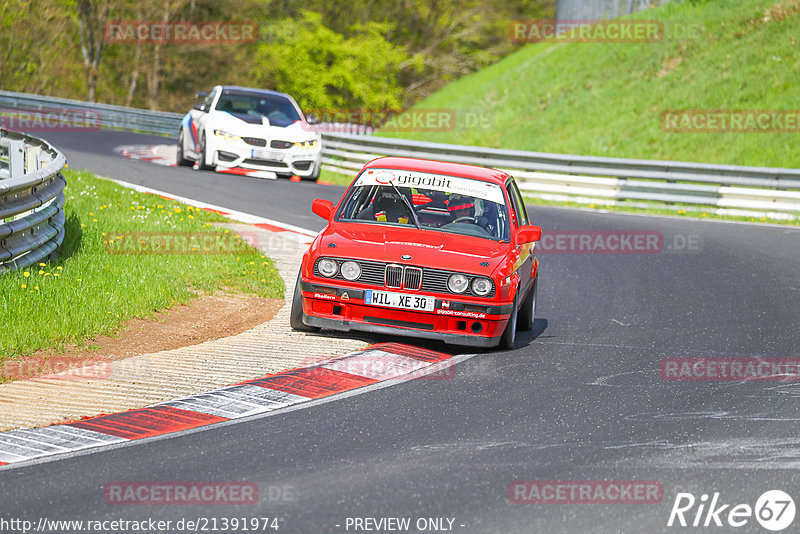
378,0,800,168
0,169,284,363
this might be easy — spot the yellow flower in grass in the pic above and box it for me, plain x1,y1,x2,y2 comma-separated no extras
23,272,30,277
39,263,46,267
57,266,62,270
20,284,26,289
38,270,44,275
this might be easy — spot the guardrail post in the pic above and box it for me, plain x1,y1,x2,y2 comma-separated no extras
8,138,24,178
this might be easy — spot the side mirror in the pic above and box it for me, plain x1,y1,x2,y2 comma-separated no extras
306,113,320,125
195,90,208,99
193,103,205,111
312,199,334,221
516,225,542,243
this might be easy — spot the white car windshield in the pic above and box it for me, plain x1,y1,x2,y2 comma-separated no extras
214,92,302,127
337,169,510,241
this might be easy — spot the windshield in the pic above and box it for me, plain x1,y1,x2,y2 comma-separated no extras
213,92,302,127
337,169,510,240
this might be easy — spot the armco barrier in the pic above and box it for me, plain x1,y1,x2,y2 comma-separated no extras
0,129,67,272
319,132,800,219
3,91,799,219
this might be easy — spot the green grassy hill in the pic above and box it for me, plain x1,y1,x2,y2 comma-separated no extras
383,0,800,169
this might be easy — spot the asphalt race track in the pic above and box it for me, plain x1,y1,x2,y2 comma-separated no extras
2,130,800,533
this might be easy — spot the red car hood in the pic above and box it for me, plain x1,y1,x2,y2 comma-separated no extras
317,222,510,275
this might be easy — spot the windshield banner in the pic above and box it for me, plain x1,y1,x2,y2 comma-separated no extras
355,169,506,205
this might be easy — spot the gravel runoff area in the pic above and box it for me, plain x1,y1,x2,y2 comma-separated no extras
0,223,368,432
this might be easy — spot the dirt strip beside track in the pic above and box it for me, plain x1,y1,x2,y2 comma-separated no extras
0,224,368,432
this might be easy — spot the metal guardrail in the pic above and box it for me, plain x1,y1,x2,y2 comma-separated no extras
320,133,800,219
0,90,183,136
0,90,372,137
0,129,67,272
3,91,799,219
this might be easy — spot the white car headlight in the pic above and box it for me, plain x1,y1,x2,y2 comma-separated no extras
318,258,338,277
294,139,319,149
213,129,240,141
471,277,493,296
447,274,469,293
340,261,361,281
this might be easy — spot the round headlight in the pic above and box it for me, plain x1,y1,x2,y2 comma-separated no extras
447,274,469,293
471,277,493,296
318,258,338,277
340,261,361,281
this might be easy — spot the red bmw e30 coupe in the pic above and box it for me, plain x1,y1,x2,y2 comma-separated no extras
290,157,541,349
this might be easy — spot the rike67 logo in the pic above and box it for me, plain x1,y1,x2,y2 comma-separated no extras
667,490,795,531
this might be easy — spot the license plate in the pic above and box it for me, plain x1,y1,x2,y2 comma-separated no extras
364,290,435,312
251,149,284,161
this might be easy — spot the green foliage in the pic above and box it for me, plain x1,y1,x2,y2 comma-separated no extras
249,11,416,111
0,0,556,113
0,170,284,360
382,0,800,169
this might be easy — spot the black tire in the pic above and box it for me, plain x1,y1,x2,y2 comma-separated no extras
303,162,320,182
176,129,193,166
290,272,318,332
518,275,537,331
197,132,212,170
498,291,518,350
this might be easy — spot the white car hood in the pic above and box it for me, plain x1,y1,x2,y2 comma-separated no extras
209,111,318,141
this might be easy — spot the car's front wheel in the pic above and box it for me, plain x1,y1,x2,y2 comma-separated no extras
304,162,320,182
498,291,518,350
290,272,319,332
197,132,212,170
176,129,193,166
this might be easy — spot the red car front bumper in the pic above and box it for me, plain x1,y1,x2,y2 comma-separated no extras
299,279,513,347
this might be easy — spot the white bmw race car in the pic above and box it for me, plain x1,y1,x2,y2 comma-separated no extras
177,85,322,181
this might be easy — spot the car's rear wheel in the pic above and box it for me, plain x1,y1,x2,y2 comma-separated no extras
518,275,537,331
498,291,518,350
176,130,193,166
290,272,319,332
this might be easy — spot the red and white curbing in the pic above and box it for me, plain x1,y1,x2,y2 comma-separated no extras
114,144,279,180
0,343,461,467
102,176,317,244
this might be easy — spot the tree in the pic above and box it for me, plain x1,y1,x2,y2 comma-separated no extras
76,0,110,102
249,11,418,114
